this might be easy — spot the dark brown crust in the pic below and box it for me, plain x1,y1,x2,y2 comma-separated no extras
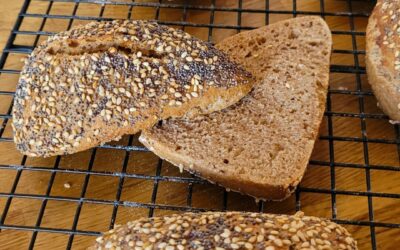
12,20,253,157
92,211,357,249
366,0,400,121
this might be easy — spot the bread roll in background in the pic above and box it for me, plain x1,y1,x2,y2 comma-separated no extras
366,0,400,122
92,211,357,249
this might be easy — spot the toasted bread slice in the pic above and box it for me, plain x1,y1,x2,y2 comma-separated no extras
366,0,400,122
12,20,253,157
140,16,332,201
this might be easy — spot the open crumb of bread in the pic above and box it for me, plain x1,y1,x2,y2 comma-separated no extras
141,16,332,201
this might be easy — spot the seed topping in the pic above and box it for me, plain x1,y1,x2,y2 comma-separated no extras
12,19,252,157
93,211,356,249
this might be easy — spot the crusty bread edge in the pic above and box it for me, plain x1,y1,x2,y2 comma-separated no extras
19,82,252,157
366,7,400,122
140,16,333,201
139,135,292,200
14,19,255,158
90,211,358,250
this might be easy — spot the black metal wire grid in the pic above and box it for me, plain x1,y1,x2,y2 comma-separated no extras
0,0,399,249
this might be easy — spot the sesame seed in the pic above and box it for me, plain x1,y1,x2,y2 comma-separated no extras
244,243,253,249
109,47,117,54
116,97,122,105
299,241,311,249
297,231,307,241
291,235,300,242
230,243,239,249
220,229,231,238
273,239,283,247
345,237,353,244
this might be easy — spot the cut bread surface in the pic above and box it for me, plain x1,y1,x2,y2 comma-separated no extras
12,20,253,157
141,16,332,200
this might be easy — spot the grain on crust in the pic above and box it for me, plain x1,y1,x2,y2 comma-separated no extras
366,0,400,122
12,19,253,157
140,16,332,201
92,211,357,249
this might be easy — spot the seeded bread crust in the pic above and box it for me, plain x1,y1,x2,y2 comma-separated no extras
92,211,357,249
140,16,332,201
366,0,400,122
12,20,253,157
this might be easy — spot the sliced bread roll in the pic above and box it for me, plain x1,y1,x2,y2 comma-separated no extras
140,16,332,200
366,0,400,122
12,20,253,157
92,211,357,249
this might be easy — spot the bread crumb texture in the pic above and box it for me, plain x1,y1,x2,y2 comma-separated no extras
12,20,252,157
141,16,332,200
92,211,357,250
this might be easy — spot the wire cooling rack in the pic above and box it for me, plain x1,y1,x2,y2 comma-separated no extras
0,0,399,249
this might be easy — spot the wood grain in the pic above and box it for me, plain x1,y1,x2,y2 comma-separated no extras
0,0,399,249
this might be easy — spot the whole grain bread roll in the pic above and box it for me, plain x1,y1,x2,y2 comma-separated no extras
140,16,332,201
92,211,357,250
12,20,253,157
366,0,400,122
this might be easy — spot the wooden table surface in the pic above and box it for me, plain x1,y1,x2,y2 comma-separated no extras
0,0,399,249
